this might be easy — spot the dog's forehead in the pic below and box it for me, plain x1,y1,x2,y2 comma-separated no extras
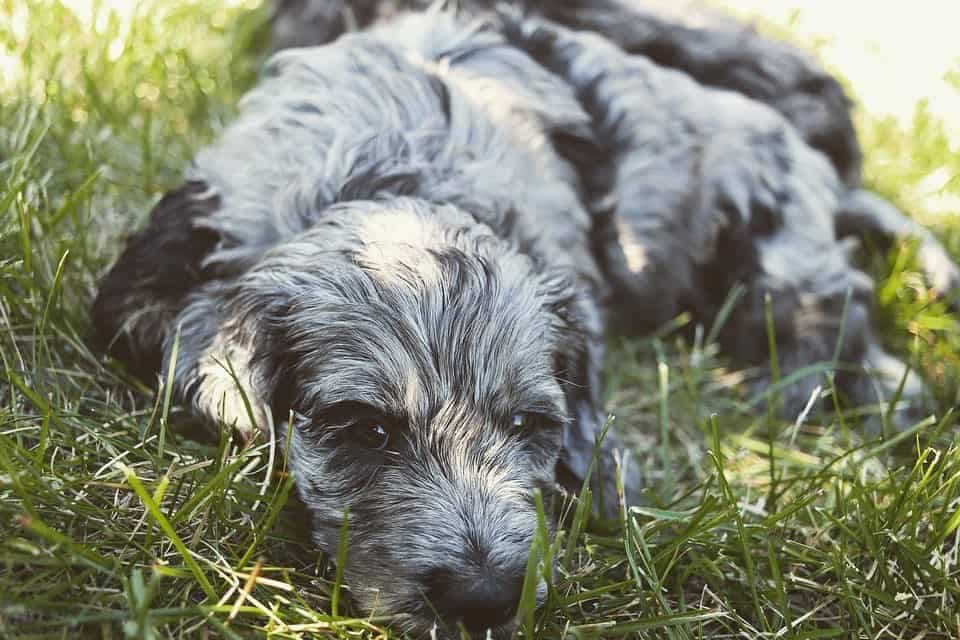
315,271,563,415
354,208,459,287
266,207,570,420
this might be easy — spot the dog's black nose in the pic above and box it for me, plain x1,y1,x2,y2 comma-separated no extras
424,567,523,631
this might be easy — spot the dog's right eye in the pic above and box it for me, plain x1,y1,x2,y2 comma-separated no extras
349,418,391,450
510,411,558,432
314,402,399,452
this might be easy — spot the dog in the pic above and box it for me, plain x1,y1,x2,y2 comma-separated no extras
271,0,959,419
94,10,631,636
92,4,960,636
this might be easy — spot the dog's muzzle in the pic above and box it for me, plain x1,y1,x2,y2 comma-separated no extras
422,565,524,632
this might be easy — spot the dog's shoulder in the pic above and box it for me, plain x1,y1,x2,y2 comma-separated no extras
184,11,599,283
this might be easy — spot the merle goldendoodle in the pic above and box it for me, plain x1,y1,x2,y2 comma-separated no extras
92,2,959,636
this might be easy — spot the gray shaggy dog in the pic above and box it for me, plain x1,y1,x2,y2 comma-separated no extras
92,3,959,636
95,9,626,636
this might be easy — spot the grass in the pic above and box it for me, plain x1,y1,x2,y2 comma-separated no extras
1,1,959,637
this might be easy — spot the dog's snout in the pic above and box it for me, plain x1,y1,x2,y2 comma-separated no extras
424,567,523,631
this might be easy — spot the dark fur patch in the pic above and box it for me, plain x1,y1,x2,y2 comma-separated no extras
91,181,220,378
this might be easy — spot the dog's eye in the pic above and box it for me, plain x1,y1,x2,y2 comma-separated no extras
315,402,398,451
351,419,391,450
511,412,537,429
511,412,562,433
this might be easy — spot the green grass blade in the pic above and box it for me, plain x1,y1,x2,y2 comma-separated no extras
121,464,217,601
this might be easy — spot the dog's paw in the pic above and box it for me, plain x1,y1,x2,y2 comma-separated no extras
857,342,934,436
917,240,960,308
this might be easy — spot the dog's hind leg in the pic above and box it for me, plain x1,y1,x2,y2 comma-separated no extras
91,182,222,379
502,14,773,332
536,0,862,185
836,190,960,306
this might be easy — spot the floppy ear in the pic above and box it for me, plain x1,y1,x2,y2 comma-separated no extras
166,290,269,442
552,292,641,516
92,181,221,379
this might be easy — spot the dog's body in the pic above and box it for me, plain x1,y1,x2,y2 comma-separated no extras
93,4,960,635
273,0,863,184
499,15,959,421
95,12,626,635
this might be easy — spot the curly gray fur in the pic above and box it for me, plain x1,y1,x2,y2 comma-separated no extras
500,13,954,423
95,11,635,636
270,0,862,183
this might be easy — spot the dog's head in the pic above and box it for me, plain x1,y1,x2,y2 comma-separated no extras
172,198,591,634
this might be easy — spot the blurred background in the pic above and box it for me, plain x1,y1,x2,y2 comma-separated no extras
716,0,960,218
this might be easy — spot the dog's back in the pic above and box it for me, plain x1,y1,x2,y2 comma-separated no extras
194,12,599,279
94,11,603,378
271,0,862,185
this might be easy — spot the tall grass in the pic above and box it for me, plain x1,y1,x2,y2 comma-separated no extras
1,1,958,637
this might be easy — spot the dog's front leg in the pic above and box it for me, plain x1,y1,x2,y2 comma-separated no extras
837,332,933,433
836,189,960,307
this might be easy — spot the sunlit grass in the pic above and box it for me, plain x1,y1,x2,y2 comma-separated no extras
1,1,959,637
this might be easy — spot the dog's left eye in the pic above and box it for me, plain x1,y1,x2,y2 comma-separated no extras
511,412,537,429
313,402,398,452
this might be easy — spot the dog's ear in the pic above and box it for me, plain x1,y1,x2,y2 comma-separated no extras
92,181,221,379
551,290,641,516
167,292,269,442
